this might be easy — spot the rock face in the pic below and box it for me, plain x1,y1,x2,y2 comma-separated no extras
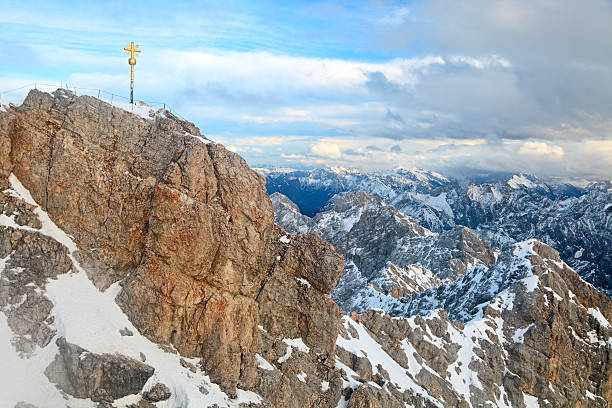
142,382,171,402
0,90,344,402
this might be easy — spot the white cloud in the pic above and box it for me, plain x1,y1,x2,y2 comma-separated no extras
280,153,306,160
231,136,304,146
142,50,443,95
4,0,611,180
311,142,342,159
518,141,564,158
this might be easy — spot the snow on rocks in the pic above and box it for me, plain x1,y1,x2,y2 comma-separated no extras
522,393,540,408
255,354,275,371
296,277,312,288
283,337,310,353
512,323,535,343
336,315,443,406
587,307,611,329
277,337,310,364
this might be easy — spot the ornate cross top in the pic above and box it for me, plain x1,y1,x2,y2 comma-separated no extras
124,42,141,64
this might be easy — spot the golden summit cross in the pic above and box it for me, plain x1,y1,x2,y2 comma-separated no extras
124,42,141,104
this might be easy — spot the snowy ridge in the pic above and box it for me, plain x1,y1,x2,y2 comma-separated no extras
336,316,444,407
370,263,445,297
0,174,262,407
360,240,539,321
265,167,611,296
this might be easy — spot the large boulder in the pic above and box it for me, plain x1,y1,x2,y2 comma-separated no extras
45,337,155,402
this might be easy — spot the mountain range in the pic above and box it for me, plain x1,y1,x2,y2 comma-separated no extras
0,90,609,407
264,167,612,297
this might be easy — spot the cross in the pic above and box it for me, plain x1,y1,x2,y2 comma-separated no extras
124,42,141,104
124,42,141,61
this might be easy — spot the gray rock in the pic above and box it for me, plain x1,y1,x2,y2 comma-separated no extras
143,382,171,402
120,327,134,336
45,337,154,402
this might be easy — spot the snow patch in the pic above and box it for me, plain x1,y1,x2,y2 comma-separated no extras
586,390,605,401
512,323,535,343
277,338,310,364
276,345,292,365
282,337,310,353
543,287,564,302
0,253,11,276
279,235,291,244
185,131,211,145
255,354,275,371
523,393,540,407
296,372,307,383
109,100,158,120
522,274,539,293
587,307,611,329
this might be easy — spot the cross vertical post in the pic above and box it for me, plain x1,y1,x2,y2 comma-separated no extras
124,42,141,104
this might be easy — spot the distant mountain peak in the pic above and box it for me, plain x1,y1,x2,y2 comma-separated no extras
507,173,547,190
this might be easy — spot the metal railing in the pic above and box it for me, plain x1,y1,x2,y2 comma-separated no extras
0,82,187,121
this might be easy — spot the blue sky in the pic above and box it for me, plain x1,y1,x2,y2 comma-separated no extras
1,0,612,180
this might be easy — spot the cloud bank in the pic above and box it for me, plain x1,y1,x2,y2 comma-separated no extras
1,0,611,180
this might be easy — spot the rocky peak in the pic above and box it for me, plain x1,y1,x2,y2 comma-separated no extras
0,89,345,404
